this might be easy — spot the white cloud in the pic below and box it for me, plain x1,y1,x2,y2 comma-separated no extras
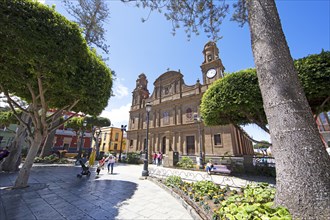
113,81,129,99
37,0,45,4
100,103,131,127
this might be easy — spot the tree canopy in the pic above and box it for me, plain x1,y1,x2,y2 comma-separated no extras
0,110,20,127
201,68,267,131
201,51,330,133
64,116,111,131
295,50,330,114
0,0,112,188
0,0,112,120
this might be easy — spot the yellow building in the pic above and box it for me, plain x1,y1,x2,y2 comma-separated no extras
96,126,127,154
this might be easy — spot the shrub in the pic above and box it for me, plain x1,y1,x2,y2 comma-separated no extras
176,156,194,169
161,176,291,220
193,181,220,195
34,157,44,163
126,152,141,164
213,183,291,220
57,158,69,164
21,146,29,157
34,154,69,164
165,175,183,188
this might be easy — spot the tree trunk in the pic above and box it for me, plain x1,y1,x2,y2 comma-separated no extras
247,0,330,219
0,112,30,172
39,131,54,157
14,132,43,188
39,111,62,157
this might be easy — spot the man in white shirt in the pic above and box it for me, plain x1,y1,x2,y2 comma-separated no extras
106,154,116,174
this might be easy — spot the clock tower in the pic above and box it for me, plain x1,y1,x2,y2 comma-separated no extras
200,41,225,85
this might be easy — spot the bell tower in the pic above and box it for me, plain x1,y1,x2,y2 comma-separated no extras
132,73,149,109
200,41,225,85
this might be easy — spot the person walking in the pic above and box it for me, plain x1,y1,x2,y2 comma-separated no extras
157,151,163,166
106,154,116,174
153,152,157,164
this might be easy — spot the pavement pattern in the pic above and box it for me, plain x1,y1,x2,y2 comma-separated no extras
0,163,194,220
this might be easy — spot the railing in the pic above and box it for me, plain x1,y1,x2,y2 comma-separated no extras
148,166,269,189
253,156,275,167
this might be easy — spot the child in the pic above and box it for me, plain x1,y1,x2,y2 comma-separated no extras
96,157,106,175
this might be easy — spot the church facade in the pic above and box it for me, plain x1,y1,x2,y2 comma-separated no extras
126,42,254,157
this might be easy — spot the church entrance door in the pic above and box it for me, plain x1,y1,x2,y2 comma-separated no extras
186,136,195,155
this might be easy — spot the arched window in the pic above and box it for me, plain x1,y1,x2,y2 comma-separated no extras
163,112,169,124
186,108,192,120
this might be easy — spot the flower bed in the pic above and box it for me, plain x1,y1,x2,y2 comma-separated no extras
34,154,70,164
161,176,291,220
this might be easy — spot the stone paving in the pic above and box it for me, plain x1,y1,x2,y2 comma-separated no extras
0,163,194,220
0,162,275,220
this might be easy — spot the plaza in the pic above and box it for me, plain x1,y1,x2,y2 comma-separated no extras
0,163,193,220
0,162,274,220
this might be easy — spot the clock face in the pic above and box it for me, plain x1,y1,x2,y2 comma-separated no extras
206,68,217,78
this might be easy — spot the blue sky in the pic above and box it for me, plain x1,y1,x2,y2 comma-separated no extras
44,0,329,143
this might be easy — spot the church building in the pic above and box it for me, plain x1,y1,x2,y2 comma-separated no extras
127,41,254,158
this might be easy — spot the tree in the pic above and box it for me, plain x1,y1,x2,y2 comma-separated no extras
85,116,111,158
126,0,330,218
294,50,330,115
64,115,111,162
246,1,330,218
63,0,110,54
0,0,113,188
39,0,114,157
201,51,330,135
0,94,31,172
201,68,268,132
0,110,20,128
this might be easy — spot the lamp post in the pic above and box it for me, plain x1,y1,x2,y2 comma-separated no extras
95,128,102,159
142,102,152,177
119,125,127,162
77,120,87,161
194,113,204,169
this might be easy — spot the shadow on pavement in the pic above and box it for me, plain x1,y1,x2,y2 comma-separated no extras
0,166,138,220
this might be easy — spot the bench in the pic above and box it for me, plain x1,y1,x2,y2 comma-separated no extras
210,164,231,175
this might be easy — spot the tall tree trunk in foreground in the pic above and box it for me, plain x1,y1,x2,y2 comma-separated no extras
14,131,43,188
39,110,63,157
0,112,30,172
39,130,55,157
247,0,330,219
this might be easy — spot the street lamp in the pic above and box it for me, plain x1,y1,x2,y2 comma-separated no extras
95,127,102,159
77,120,87,161
142,102,152,177
194,113,204,169
119,125,127,162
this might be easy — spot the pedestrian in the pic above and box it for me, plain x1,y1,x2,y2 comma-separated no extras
106,154,116,174
0,147,10,162
157,151,163,166
96,157,106,175
153,152,157,164
205,160,214,175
